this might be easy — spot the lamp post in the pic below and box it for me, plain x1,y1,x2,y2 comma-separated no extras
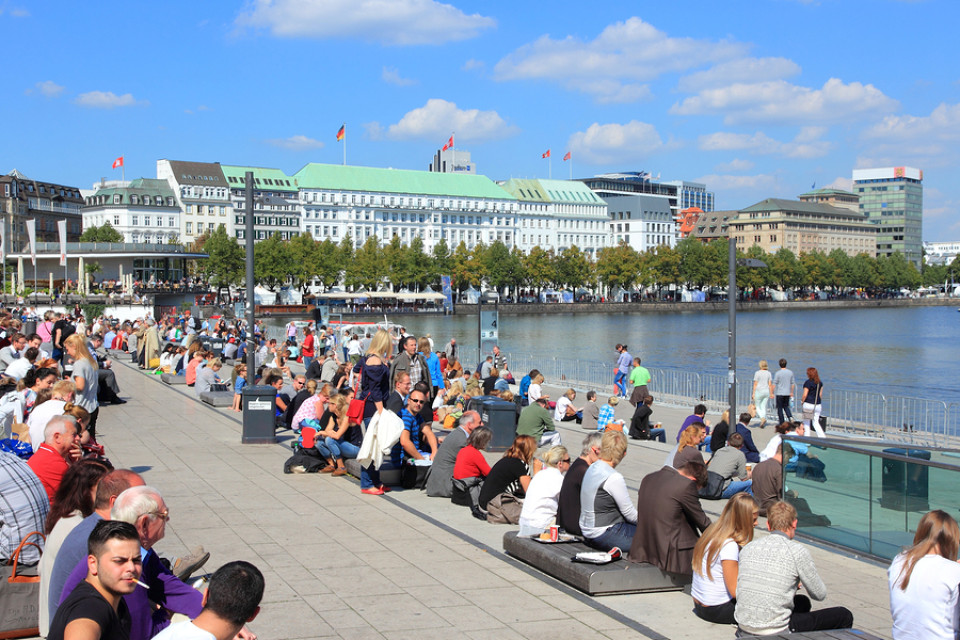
727,237,767,419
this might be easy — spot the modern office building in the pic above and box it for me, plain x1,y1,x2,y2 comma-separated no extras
662,180,714,213
852,166,923,266
798,187,859,212
221,165,300,241
728,198,876,257
602,193,675,252
82,178,180,244
156,160,233,244
0,169,83,253
428,147,476,175
293,163,518,251
499,179,608,254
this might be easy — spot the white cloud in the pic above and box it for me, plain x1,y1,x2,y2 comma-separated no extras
863,102,960,142
382,66,417,87
382,98,517,142
494,17,746,103
74,91,144,109
859,102,960,169
462,58,484,71
672,78,898,125
714,158,755,172
265,134,325,150
698,126,830,159
184,104,212,114
235,0,495,45
677,57,800,92
823,176,853,191
567,120,664,165
27,80,64,98
694,173,779,192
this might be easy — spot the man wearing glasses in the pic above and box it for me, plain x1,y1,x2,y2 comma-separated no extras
398,390,439,463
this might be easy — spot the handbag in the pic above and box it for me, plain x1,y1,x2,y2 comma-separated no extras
347,358,367,424
0,531,43,640
698,470,725,500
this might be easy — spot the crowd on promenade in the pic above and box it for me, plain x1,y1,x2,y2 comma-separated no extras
3,304,959,640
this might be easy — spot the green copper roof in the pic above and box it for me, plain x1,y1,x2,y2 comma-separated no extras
294,163,516,200
500,178,604,204
221,165,298,192
741,198,869,220
798,187,858,198
89,178,176,203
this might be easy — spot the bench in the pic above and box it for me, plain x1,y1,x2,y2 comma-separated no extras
344,458,402,486
739,631,883,639
502,531,689,596
161,373,186,385
199,391,235,407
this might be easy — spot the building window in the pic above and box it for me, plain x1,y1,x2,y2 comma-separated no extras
132,215,138,225
113,215,120,226
186,222,192,234
113,195,121,205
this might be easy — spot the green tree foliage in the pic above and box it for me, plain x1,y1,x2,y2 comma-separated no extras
595,242,640,291
197,225,244,288
253,232,295,290
348,235,388,290
522,246,557,294
486,240,525,293
555,246,593,290
677,237,709,288
287,233,319,293
432,238,453,278
768,248,805,290
79,222,123,243
313,239,343,291
450,241,481,292
406,236,434,289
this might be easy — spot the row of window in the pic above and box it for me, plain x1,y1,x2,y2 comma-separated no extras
185,204,227,215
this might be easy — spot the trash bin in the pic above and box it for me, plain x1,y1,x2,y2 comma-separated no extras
242,385,277,444
466,395,517,452
22,320,37,337
881,448,930,511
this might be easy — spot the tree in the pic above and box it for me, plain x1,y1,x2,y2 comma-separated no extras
253,232,295,290
799,251,831,290
768,247,804,291
196,225,244,288
677,237,709,289
287,233,320,293
522,246,556,295
485,240,524,293
431,238,453,279
347,236,387,290
407,236,433,289
847,253,877,289
80,222,123,243
702,239,730,287
737,245,770,291
648,244,681,296
313,239,342,291
825,249,850,292
555,246,593,290
384,236,411,290
595,242,640,292
450,241,481,293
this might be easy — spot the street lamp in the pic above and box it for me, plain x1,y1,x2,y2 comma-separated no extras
727,237,767,419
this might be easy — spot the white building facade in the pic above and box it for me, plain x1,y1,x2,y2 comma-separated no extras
602,193,676,252
499,179,609,254
82,178,180,244
156,160,233,244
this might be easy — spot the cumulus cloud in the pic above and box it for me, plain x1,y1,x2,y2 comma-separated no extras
380,98,517,142
27,80,65,98
235,0,495,45
677,57,800,92
859,102,960,168
698,126,831,159
714,158,755,172
74,91,144,109
494,17,746,103
567,120,664,165
672,78,898,125
382,66,417,86
823,176,854,191
265,134,324,150
462,58,484,71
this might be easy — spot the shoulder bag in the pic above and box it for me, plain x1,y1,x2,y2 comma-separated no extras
0,531,43,639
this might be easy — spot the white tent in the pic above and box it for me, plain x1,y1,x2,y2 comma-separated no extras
462,286,480,304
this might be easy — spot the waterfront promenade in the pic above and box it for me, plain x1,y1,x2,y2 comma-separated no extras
61,358,897,640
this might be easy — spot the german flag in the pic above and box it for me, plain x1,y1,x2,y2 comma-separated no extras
336,125,345,142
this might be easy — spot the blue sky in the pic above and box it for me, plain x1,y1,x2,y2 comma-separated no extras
3,0,958,240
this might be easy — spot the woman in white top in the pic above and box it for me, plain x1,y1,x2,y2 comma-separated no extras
752,360,774,428
527,373,544,403
518,446,571,537
889,509,960,640
690,493,759,625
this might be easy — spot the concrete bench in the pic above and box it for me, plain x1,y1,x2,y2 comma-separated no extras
199,391,235,407
502,531,689,596
161,373,187,385
739,630,882,639
344,458,402,486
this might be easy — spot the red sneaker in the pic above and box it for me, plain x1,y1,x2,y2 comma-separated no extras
361,487,384,496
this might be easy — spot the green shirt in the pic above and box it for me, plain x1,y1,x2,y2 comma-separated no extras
516,402,555,440
629,365,651,387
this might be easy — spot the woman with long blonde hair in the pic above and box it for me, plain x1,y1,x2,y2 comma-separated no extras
63,333,99,439
353,329,393,495
889,509,960,639
690,493,759,624
673,423,705,469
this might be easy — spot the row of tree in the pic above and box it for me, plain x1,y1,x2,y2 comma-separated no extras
191,226,951,296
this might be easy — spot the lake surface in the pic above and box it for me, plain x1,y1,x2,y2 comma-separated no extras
266,305,960,404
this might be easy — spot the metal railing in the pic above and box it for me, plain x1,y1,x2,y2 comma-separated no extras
471,347,960,447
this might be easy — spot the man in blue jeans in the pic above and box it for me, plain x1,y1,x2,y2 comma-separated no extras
773,358,795,424
613,344,632,398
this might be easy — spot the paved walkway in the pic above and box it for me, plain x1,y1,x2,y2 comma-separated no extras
81,357,894,640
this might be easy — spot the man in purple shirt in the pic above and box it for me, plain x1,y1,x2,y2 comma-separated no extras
676,404,711,442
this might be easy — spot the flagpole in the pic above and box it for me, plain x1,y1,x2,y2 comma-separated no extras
569,159,573,180
343,124,346,166
549,156,552,180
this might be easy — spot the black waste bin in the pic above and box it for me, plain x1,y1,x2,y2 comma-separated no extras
467,395,518,452
242,385,277,444
22,320,37,337
881,448,930,511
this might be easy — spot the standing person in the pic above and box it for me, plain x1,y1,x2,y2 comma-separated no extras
628,357,651,407
64,333,100,440
888,510,960,640
301,327,315,370
47,520,143,640
752,360,774,428
613,344,632,398
773,358,796,424
285,320,298,345
736,501,854,635
691,493,760,625
801,367,826,437
443,338,457,362
353,330,394,495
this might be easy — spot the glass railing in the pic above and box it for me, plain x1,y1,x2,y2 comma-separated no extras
782,435,960,561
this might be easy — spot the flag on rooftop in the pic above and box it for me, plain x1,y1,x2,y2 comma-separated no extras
563,151,571,161
442,134,454,151
112,156,123,169
542,149,550,159
336,125,345,142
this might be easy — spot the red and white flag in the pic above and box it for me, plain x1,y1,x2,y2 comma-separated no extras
442,134,454,152
563,151,571,161
112,156,124,169
542,149,551,159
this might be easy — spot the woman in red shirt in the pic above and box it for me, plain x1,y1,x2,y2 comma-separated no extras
452,426,493,508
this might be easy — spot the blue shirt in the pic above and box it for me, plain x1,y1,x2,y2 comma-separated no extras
519,375,531,400
399,407,425,463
